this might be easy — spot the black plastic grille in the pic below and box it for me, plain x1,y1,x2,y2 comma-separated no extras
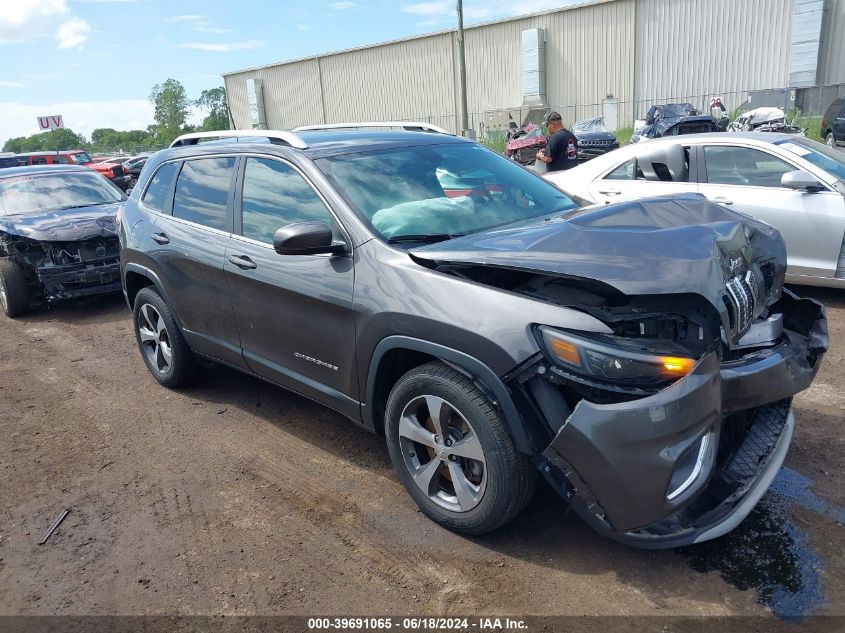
722,399,790,481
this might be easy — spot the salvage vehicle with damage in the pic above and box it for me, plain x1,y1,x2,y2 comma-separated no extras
119,126,827,548
0,165,124,317
633,103,721,142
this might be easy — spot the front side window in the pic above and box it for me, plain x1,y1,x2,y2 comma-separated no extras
0,172,124,216
704,146,794,188
241,158,333,244
775,138,845,181
141,162,179,213
317,142,577,242
52,155,71,164
172,157,236,231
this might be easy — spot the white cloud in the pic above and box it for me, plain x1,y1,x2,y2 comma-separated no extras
329,2,359,10
0,81,24,88
165,14,204,22
195,24,232,33
402,1,449,16
56,17,91,48
403,0,571,21
175,40,264,52
0,0,69,43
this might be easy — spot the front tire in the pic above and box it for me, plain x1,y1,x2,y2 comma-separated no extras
132,287,198,387
0,259,31,318
385,362,537,535
827,132,836,148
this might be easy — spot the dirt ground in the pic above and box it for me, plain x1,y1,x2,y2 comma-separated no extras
0,285,843,626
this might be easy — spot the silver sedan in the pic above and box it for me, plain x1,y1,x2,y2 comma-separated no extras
545,133,845,288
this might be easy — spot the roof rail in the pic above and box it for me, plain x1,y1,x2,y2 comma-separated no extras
293,121,452,135
168,130,308,149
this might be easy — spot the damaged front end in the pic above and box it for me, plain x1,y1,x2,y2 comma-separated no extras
1,233,121,302
412,194,828,547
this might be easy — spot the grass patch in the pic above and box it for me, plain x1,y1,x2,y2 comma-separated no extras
615,126,635,146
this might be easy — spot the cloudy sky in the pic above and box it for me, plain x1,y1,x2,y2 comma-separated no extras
0,0,576,145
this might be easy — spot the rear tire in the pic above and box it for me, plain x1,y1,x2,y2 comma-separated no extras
132,287,198,387
0,259,31,318
827,132,836,148
385,361,537,535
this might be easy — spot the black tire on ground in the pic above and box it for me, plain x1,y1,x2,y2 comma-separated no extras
132,287,199,388
385,361,537,535
0,259,31,318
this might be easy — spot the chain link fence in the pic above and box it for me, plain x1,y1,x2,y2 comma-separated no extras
395,82,845,148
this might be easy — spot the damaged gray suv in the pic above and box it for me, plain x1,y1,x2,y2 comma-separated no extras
119,125,827,548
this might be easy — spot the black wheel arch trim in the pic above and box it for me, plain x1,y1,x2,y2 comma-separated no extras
121,263,183,330
363,335,534,454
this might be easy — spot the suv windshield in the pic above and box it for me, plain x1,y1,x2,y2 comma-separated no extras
0,172,124,216
774,138,845,181
317,142,577,241
70,152,93,165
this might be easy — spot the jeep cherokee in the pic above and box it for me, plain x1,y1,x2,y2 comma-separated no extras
118,126,827,548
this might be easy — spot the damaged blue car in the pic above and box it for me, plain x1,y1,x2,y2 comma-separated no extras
0,165,124,317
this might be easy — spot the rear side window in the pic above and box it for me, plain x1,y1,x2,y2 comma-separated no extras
31,157,47,165
53,155,71,164
241,157,334,243
172,157,236,231
141,162,179,213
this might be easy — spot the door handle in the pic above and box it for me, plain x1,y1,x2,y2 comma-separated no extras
597,189,622,196
151,232,169,244
712,197,733,205
228,255,257,270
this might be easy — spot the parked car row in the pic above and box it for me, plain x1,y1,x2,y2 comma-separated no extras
0,124,831,552
2,150,133,191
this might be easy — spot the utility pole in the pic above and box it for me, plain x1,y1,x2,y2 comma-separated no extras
456,0,471,137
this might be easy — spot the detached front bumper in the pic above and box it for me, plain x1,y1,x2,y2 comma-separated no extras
540,291,827,548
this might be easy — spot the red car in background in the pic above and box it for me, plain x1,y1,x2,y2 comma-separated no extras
12,150,131,190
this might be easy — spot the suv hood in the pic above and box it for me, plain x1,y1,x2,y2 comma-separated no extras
411,194,786,314
0,202,120,241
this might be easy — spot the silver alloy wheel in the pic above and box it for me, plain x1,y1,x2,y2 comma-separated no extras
828,133,835,148
138,303,173,374
0,282,6,310
398,394,487,512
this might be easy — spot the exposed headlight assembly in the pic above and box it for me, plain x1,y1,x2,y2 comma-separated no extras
538,326,696,389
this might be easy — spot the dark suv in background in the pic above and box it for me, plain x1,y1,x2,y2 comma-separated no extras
119,125,826,548
821,96,845,149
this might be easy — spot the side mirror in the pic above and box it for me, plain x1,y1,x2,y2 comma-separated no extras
273,221,346,256
781,170,824,192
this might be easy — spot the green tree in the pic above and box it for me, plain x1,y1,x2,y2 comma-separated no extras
149,78,190,145
91,128,117,145
195,87,230,132
3,128,88,153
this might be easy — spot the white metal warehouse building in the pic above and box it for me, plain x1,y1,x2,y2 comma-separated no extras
222,0,845,135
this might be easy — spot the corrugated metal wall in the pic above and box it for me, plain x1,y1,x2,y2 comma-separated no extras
224,0,844,132
818,0,845,84
462,0,635,125
634,0,793,115
320,32,456,127
225,58,324,131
